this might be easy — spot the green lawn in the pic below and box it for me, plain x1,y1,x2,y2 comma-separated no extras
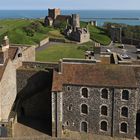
47,30,65,39
88,25,111,45
36,43,86,62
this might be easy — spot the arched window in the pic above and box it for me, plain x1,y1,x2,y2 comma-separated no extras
81,88,88,98
100,121,108,131
66,121,69,126
101,88,108,99
81,121,88,132
121,107,128,117
101,105,108,116
81,104,88,115
120,122,128,133
122,90,129,100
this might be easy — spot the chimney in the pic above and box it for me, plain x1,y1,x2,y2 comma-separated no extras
58,59,63,73
0,36,9,65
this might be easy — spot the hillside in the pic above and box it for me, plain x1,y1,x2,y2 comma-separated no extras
88,25,111,45
0,19,65,45
0,19,111,46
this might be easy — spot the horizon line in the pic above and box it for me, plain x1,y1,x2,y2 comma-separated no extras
0,9,140,11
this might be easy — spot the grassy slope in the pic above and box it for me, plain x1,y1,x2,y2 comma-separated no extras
36,43,86,62
0,19,32,35
0,19,65,45
80,21,111,45
88,25,111,45
0,19,111,46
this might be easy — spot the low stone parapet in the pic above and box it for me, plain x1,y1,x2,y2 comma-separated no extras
22,61,58,70
49,38,65,43
39,37,49,47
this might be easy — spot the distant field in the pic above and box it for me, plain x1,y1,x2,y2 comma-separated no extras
36,43,91,62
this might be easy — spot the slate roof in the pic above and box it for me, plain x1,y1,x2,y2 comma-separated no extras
52,63,138,91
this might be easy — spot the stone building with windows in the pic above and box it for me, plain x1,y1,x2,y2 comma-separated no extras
1,36,140,139
52,58,140,139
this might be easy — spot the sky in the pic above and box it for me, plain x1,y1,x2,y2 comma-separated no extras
0,0,140,10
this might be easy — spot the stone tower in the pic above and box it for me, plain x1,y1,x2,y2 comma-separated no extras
48,8,61,19
0,36,9,65
72,14,80,29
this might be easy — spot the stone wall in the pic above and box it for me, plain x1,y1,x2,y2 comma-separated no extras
137,89,140,111
52,92,63,137
22,46,35,62
113,89,137,138
62,85,137,139
0,136,75,140
0,60,17,122
22,61,58,70
16,69,53,116
0,51,6,65
39,37,49,47
10,45,36,69
70,31,90,43
80,34,90,43
122,38,140,46
15,68,53,135
49,38,65,43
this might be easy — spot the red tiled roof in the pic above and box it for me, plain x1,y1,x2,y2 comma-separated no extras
52,63,137,91
52,71,63,92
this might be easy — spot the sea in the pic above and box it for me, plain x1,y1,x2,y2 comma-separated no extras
0,10,140,26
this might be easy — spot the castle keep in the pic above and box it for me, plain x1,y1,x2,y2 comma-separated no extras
44,8,90,43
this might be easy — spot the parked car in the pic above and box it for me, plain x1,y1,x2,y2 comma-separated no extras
137,54,140,59
121,54,131,59
106,49,111,53
118,44,124,49
137,49,140,53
